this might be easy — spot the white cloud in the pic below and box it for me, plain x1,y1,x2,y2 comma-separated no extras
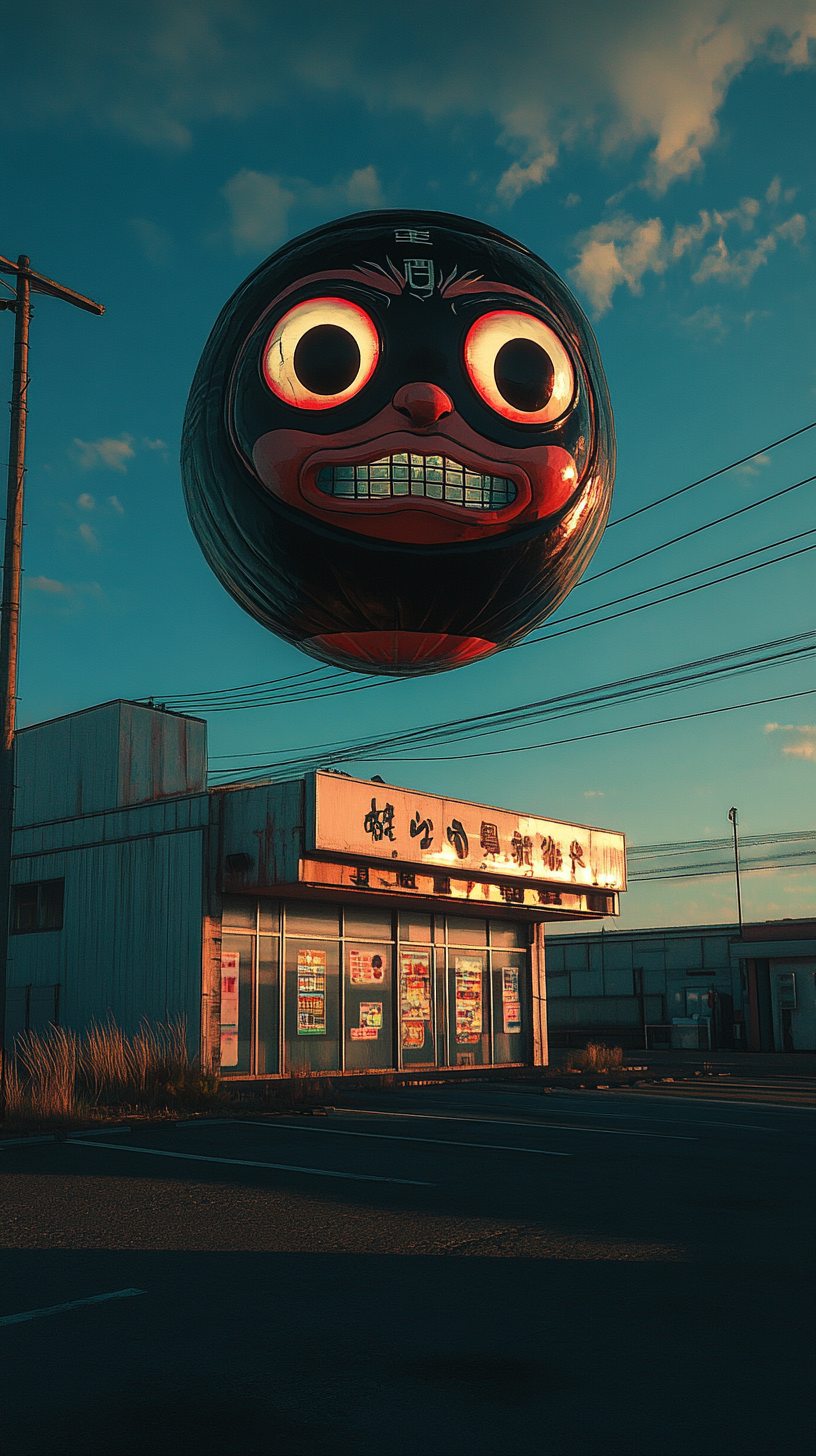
222,170,297,253
692,214,806,286
73,434,135,473
5,3,813,200
25,575,103,613
222,164,385,254
570,214,668,315
78,522,99,550
583,790,605,797
27,575,69,595
764,723,816,762
108,495,125,514
77,492,95,511
571,188,807,314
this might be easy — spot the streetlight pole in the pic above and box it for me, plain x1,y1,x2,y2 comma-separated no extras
727,806,743,934
0,254,103,1118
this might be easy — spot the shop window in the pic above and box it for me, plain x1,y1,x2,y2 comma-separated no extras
259,899,280,933
491,950,527,1063
490,921,525,948
221,897,256,931
220,935,253,1074
285,901,340,939
399,945,435,1067
446,915,488,947
343,906,392,941
398,911,432,944
284,938,340,1073
448,949,490,1064
11,879,64,933
345,942,393,1071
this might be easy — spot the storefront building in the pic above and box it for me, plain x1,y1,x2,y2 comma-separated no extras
6,700,626,1078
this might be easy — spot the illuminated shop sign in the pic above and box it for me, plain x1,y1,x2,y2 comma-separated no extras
309,772,626,892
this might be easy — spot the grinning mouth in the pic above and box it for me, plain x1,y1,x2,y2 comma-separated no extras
315,453,517,511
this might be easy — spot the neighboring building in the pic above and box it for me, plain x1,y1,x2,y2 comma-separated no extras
5,700,626,1078
546,918,816,1052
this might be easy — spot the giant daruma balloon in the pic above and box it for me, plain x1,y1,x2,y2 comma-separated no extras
182,210,614,674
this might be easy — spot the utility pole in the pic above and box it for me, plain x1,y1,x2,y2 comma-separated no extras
727,806,743,934
0,254,103,1118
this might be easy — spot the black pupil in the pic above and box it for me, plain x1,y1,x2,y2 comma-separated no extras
493,337,554,413
294,324,361,395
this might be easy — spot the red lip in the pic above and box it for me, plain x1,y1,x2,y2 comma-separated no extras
252,401,583,545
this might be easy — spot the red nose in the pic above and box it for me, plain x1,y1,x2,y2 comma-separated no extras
393,382,454,427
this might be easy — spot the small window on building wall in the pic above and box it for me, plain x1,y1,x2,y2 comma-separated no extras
11,879,64,933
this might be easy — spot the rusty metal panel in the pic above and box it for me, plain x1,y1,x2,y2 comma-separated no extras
15,701,207,827
218,779,304,892
8,825,205,1049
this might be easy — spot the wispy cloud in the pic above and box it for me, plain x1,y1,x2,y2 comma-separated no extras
764,723,816,762
78,522,99,550
108,495,125,515
77,492,95,511
583,790,605,797
73,434,135,473
222,164,385,254
2,3,814,207
570,186,807,315
27,575,69,596
25,575,103,614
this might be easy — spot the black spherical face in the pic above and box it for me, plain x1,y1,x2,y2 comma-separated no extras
182,210,615,675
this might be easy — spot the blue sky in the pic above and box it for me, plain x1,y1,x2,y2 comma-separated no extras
1,0,814,930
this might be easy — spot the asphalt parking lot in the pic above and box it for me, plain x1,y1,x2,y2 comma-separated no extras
2,1082,814,1456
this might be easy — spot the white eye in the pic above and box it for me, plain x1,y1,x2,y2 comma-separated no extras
262,297,380,410
464,310,575,423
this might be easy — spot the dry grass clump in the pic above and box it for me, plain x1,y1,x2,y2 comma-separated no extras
565,1042,624,1073
4,1016,225,1129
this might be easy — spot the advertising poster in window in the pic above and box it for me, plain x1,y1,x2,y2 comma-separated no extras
455,958,483,1044
400,951,432,1050
349,949,386,984
350,1002,382,1041
297,949,327,1035
220,952,240,1067
501,965,521,1035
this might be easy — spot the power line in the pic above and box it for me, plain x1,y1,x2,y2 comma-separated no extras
208,633,815,779
169,527,816,714
149,452,816,714
578,473,815,586
367,688,816,764
627,829,815,858
607,420,816,528
523,540,816,648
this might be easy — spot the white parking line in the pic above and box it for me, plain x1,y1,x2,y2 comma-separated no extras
239,1121,571,1157
1,1289,146,1326
333,1108,696,1141
65,1138,433,1186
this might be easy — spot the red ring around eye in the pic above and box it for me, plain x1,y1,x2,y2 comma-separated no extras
464,310,575,424
263,297,380,410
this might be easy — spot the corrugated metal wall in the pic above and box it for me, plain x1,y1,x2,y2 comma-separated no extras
10,793,208,1050
16,700,207,826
